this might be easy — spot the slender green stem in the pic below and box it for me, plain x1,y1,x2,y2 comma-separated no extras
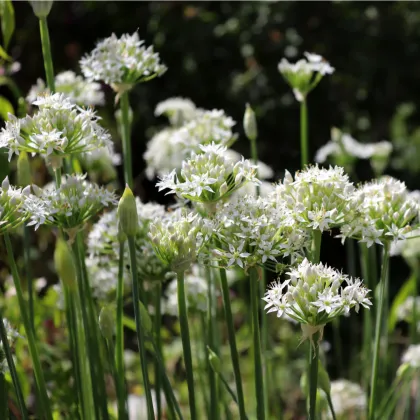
116,241,128,420
250,267,265,420
411,265,419,344
308,334,320,420
0,374,8,420
311,230,322,264
120,91,133,188
300,98,308,168
199,313,211,418
22,227,34,332
39,17,55,92
154,282,163,420
176,270,197,420
219,267,247,420
206,268,219,420
4,233,53,420
326,392,337,420
218,372,239,405
369,242,390,420
54,168,61,188
0,313,28,419
127,236,154,419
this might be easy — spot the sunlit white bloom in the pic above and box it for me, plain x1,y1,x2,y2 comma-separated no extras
401,344,420,369
26,71,105,107
263,259,371,344
155,97,197,126
0,93,113,166
340,176,420,246
156,143,260,204
390,227,420,266
225,149,274,180
80,32,166,91
273,165,355,232
278,51,334,101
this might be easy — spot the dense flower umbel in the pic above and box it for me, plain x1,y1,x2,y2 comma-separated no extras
156,143,260,204
208,194,309,271
26,71,105,107
149,210,209,273
278,52,334,102
155,97,197,126
263,259,371,344
80,32,167,92
0,319,21,374
0,93,112,166
340,176,420,247
273,165,355,232
29,174,117,233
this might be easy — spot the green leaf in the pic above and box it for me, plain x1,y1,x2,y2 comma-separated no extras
0,95,14,120
388,271,416,332
0,44,10,61
0,0,15,51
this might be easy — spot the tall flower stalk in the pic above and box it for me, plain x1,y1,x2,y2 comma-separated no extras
300,99,308,167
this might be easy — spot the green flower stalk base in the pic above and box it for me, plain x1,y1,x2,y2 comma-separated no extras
300,99,308,168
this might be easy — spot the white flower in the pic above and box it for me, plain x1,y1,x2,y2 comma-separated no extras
390,228,420,262
26,71,105,107
0,93,113,165
401,344,420,369
80,32,167,90
278,51,334,101
155,97,197,126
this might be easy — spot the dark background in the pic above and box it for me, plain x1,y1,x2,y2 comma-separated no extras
6,0,420,376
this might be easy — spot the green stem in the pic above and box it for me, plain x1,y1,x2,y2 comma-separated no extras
199,313,211,418
300,98,308,168
54,167,61,188
0,313,28,419
311,230,322,264
369,242,390,420
206,268,219,420
127,236,154,419
116,241,128,420
4,233,52,420
23,226,34,332
218,372,239,406
326,392,337,420
39,17,55,92
411,265,419,344
250,267,265,420
219,267,247,420
154,282,163,420
176,270,197,420
0,374,8,420
308,334,320,420
120,91,133,188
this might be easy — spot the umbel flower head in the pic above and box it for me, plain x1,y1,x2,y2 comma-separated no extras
155,97,197,127
340,176,420,247
144,109,236,180
156,143,260,204
273,165,355,232
0,93,112,168
263,258,371,346
29,174,117,235
26,71,105,107
149,210,209,273
208,194,309,271
80,32,167,93
278,51,334,102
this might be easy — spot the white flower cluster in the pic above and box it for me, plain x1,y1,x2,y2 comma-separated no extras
162,265,211,316
149,210,209,273
80,32,167,90
0,93,113,166
278,52,334,102
26,71,105,107
263,259,371,337
0,318,21,374
154,97,197,126
156,143,259,204
340,176,420,247
29,174,117,232
322,380,366,419
144,109,237,180
273,165,355,232
315,129,393,173
390,228,420,264
208,195,309,271
401,344,420,369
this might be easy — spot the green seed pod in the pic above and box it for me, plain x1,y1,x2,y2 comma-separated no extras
117,186,138,237
243,103,257,142
17,151,32,187
99,306,115,341
29,0,54,18
207,347,221,374
54,237,77,290
139,301,152,335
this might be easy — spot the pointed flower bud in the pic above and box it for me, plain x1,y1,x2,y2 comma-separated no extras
29,0,54,18
117,185,139,237
243,103,257,142
98,306,115,340
208,347,222,374
54,237,77,290
17,151,32,187
139,301,152,335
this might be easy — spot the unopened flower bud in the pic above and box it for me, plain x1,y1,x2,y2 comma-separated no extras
1,176,9,192
139,301,152,335
207,347,221,374
243,103,258,142
29,0,54,18
54,237,77,290
99,306,115,340
117,185,139,237
17,152,32,187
